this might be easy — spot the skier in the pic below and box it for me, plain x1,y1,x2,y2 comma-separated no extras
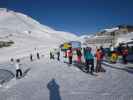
109,45,114,61
15,59,22,79
100,46,105,60
122,47,128,64
83,47,86,56
76,48,82,63
37,52,40,59
10,58,14,62
50,52,53,59
110,45,114,53
117,44,123,55
95,49,102,73
57,51,60,61
50,51,55,59
84,47,94,74
111,51,118,63
30,54,33,61
67,47,73,64
10,58,14,65
63,51,67,63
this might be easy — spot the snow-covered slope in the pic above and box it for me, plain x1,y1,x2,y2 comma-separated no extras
0,8,77,41
0,8,78,62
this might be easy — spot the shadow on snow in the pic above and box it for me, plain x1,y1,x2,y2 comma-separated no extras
47,78,62,100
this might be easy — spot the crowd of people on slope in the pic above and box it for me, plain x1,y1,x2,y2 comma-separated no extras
10,44,129,80
7,44,130,80
50,46,105,75
50,43,131,75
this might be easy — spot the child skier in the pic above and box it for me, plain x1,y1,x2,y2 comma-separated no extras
15,59,22,78
57,51,60,61
30,54,33,61
37,52,40,59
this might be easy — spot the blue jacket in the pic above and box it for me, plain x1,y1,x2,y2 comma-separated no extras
84,51,94,60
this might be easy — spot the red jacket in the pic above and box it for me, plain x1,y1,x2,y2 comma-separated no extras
122,49,128,56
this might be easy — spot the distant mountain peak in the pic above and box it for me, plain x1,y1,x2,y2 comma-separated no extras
0,8,78,44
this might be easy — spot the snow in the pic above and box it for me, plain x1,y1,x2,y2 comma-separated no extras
0,8,133,100
0,8,78,62
0,56,133,100
104,27,119,32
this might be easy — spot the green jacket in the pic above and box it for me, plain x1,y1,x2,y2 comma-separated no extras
84,51,94,60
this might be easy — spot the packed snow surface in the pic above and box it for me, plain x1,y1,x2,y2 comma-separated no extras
0,56,133,100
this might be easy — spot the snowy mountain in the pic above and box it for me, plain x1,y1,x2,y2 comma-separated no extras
0,8,78,62
0,8,77,41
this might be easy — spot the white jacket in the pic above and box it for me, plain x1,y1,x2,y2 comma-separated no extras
15,63,20,70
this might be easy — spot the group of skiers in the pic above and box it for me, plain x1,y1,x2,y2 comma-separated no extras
83,46,105,74
30,52,40,61
50,44,130,75
50,49,60,61
50,46,105,75
9,44,129,79
10,52,41,79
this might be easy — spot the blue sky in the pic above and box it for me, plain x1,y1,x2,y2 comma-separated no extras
0,0,133,35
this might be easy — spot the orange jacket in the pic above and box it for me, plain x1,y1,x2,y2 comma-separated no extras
96,51,101,61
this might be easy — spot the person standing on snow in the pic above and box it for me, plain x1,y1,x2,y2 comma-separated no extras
100,46,105,59
15,59,22,78
50,52,53,59
30,54,33,61
10,58,14,62
63,50,67,63
76,48,82,63
117,44,123,55
57,51,60,61
67,47,73,64
37,52,40,59
109,45,114,59
122,47,128,64
95,49,102,73
84,47,94,74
